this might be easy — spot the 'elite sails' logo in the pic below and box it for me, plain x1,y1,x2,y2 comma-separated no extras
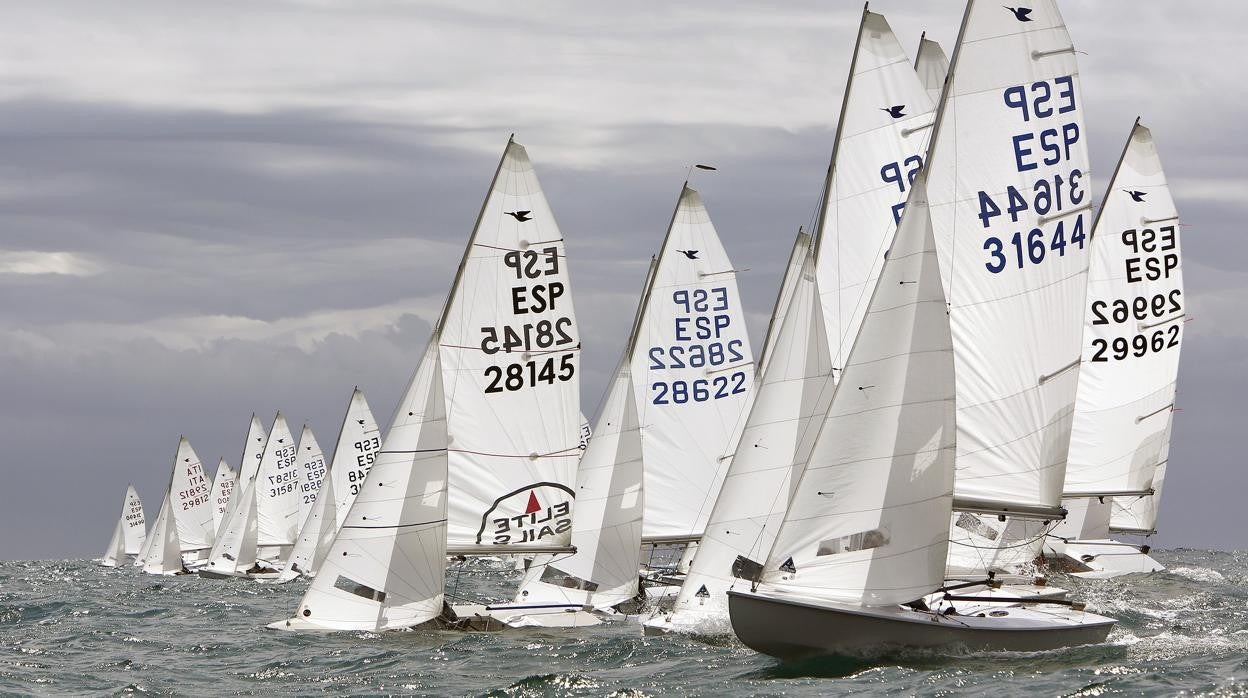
476,482,575,545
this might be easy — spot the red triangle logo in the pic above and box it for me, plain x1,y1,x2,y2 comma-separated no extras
525,491,541,514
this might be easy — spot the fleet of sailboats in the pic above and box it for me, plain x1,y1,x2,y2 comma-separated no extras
101,0,1190,662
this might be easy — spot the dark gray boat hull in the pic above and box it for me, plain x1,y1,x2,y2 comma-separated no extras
728,590,1115,661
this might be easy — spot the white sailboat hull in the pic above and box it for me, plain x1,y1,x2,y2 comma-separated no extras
728,589,1114,660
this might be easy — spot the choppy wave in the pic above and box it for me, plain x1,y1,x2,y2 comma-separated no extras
0,550,1245,695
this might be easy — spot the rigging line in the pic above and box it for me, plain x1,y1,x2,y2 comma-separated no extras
446,447,583,459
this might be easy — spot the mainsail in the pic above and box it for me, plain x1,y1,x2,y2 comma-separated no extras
1064,121,1183,537
168,437,215,553
634,186,754,540
761,168,955,605
914,34,949,104
815,9,937,372
327,388,381,532
101,521,126,567
439,139,583,549
279,388,379,581
209,459,236,534
255,413,302,552
295,426,327,528
925,0,1091,520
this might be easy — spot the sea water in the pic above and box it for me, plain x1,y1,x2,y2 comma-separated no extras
1,549,1244,695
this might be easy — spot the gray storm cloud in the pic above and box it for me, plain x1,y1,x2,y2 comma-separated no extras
0,1,1244,559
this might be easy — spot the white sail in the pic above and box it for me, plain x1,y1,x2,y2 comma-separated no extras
756,232,811,377
255,413,301,551
168,437,215,553
122,484,146,555
660,238,836,630
279,475,338,581
815,9,936,374
438,140,583,549
914,35,949,104
512,363,645,609
208,459,236,535
101,519,126,567
1065,122,1183,523
278,339,449,631
762,169,955,605
1111,461,1166,534
635,186,755,539
327,388,382,532
204,477,259,575
142,496,184,575
295,425,327,527
212,415,268,542
925,0,1091,518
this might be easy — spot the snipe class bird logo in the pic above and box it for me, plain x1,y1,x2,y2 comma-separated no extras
357,419,366,426
882,105,906,119
504,210,532,222
678,249,700,260
1124,189,1147,202
1004,6,1033,21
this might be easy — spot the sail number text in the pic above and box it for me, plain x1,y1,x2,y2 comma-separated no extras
649,287,748,405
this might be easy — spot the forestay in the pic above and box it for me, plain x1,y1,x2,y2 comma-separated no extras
925,0,1091,518
439,140,583,549
279,340,449,631
255,413,302,549
815,9,936,374
295,426,327,528
635,186,754,539
209,459,235,534
1064,122,1183,526
168,437,215,553
762,170,955,605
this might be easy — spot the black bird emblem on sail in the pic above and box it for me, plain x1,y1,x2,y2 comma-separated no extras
1124,189,1147,202
357,419,366,425
677,250,700,260
1004,6,1033,21
505,210,532,222
882,105,906,119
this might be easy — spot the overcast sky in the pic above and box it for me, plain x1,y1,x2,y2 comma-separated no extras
0,1,1243,560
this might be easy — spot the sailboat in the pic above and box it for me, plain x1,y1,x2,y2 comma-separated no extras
494,181,756,629
101,485,145,567
729,0,1117,659
295,425,327,529
1043,120,1184,577
252,412,302,572
645,7,936,635
201,415,269,578
164,436,215,568
276,388,379,582
271,137,583,631
209,459,236,535
141,495,186,576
